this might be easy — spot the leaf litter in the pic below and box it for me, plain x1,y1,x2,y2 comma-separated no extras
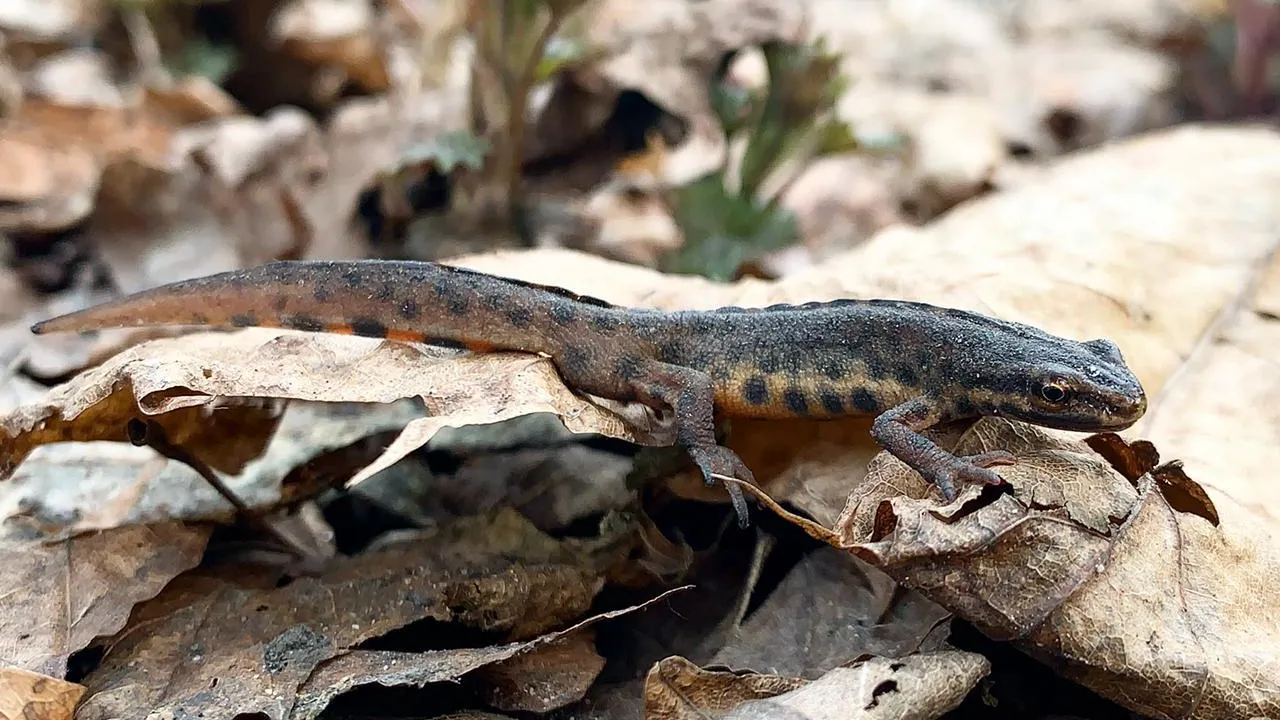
3,126,1280,719
73,509,661,720
2,1,1280,718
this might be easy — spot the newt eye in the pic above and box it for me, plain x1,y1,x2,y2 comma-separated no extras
1039,382,1069,404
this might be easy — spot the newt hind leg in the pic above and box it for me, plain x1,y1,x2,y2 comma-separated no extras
559,356,754,525
640,363,754,525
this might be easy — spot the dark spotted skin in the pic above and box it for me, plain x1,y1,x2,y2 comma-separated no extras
31,260,1149,524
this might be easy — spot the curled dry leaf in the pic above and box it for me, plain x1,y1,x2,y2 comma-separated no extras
0,400,420,542
1143,246,1280,527
709,547,951,679
271,0,390,93
0,126,101,232
0,330,641,491
0,345,285,482
75,510,641,720
0,98,184,233
739,419,1280,719
471,632,606,713
87,105,322,298
643,651,987,720
643,656,807,717
727,652,990,720
0,522,210,677
294,586,685,719
0,667,85,720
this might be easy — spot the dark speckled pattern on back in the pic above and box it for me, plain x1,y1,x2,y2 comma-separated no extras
31,259,1147,429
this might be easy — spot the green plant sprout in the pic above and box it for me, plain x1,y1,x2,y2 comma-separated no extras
664,39,865,281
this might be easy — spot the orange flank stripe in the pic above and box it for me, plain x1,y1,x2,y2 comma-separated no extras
462,340,497,353
324,323,356,335
384,329,425,343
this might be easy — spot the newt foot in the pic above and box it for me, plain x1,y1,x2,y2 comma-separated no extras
689,444,755,527
925,450,1017,502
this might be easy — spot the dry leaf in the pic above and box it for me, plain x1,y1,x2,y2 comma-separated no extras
294,587,684,719
0,98,178,234
0,667,85,720
86,106,323,298
1,329,647,494
643,651,987,719
710,547,951,678
0,522,210,677
0,362,284,482
722,652,990,720
1143,247,1280,526
0,400,418,540
740,420,1280,719
0,129,101,232
643,656,807,717
76,510,635,720
271,0,390,93
471,632,606,713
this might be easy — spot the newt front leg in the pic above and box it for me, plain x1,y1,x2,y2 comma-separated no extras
871,397,1016,501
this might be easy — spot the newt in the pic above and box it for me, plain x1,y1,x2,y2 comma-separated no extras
31,260,1148,523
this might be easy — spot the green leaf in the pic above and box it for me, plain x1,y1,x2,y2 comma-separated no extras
171,37,237,84
403,131,492,173
535,36,589,83
665,174,799,280
814,119,860,157
761,39,846,127
709,79,757,136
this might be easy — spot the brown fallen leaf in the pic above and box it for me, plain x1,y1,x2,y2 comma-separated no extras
643,651,988,719
710,547,951,678
0,522,210,677
1,330,646,492
270,0,391,95
471,630,607,713
643,656,807,717
740,418,1280,719
0,365,284,482
722,652,991,720
0,129,101,232
0,667,85,720
1143,245,1280,526
292,586,689,719
76,510,634,720
1085,433,1220,526
0,401,415,541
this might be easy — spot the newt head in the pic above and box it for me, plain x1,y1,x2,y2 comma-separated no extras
983,337,1148,433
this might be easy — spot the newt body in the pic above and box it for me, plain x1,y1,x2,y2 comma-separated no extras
32,260,1148,522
